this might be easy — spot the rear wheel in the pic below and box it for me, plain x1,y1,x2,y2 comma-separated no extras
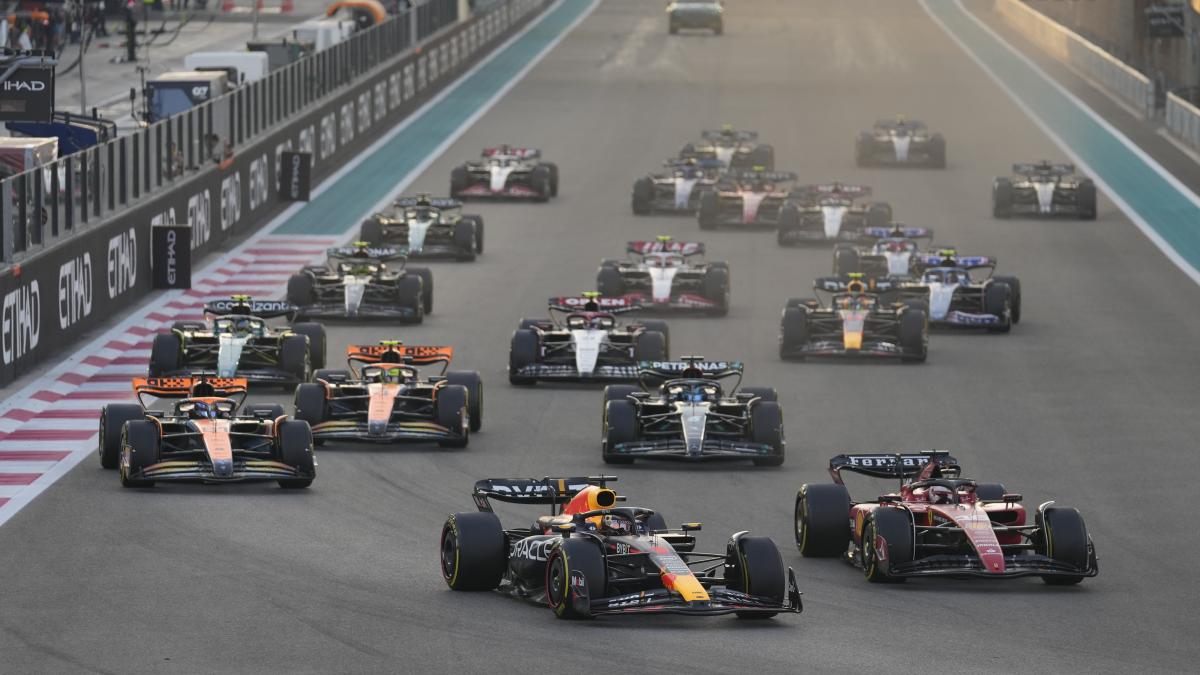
899,308,928,362
280,334,311,382
547,539,606,619
795,484,852,557
725,535,785,618
928,134,946,168
450,166,470,198
640,320,670,355
148,333,181,377
862,508,913,583
462,215,485,253
780,307,809,361
1038,507,1090,585
703,266,730,315
1077,179,1097,220
632,177,654,215
287,274,315,307
532,166,552,202
435,384,470,447
750,401,784,466
750,144,774,170
359,217,384,244
120,420,160,488
833,245,859,276
994,276,1022,324
453,219,477,262
698,190,719,230
276,419,315,489
395,275,424,323
409,267,434,314
855,132,873,167
293,382,328,431
984,282,1012,333
291,322,326,370
99,403,144,469
993,178,1013,219
603,399,638,464
509,329,539,385
441,512,506,591
633,330,666,361
446,371,484,432
542,162,560,197
597,265,625,297
867,202,892,229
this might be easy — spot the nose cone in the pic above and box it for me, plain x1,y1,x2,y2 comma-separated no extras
212,457,234,478
367,420,388,437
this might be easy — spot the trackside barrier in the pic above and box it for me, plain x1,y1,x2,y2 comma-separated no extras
993,0,1155,118
1166,92,1200,151
0,0,549,386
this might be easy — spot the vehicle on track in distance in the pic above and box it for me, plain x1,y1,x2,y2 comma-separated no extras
440,475,802,618
601,357,784,466
855,116,946,168
287,243,433,322
631,157,724,215
993,161,1097,220
294,341,479,448
98,377,315,489
779,274,928,362
596,237,730,315
358,194,483,261
149,296,327,385
679,125,773,170
450,145,558,201
888,250,1021,331
794,451,1099,584
508,293,669,385
831,225,935,277
777,183,893,245
667,0,723,35
697,167,799,229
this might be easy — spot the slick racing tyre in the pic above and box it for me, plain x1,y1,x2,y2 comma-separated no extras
1038,507,1090,585
899,308,928,362
99,403,144,470
780,306,809,361
462,215,485,253
450,166,470,198
120,420,160,488
833,245,859,276
287,274,315,307
453,219,477,262
855,132,874,167
750,144,774,171
993,178,1013,219
395,275,424,323
603,384,639,405
795,484,852,557
409,267,434,314
750,401,785,466
291,322,327,369
928,134,947,168
640,320,670,355
1076,179,1097,220
862,508,913,583
866,202,892,229
634,331,667,361
435,384,470,447
603,399,638,465
597,265,625,297
543,162,560,197
280,334,311,382
984,282,1012,333
631,177,654,215
725,535,786,618
359,217,383,244
293,383,328,433
703,266,730,316
994,276,1022,324
698,191,719,230
508,329,539,385
547,538,606,619
446,371,484,432
148,333,181,378
441,512,506,591
276,420,315,489
532,166,552,203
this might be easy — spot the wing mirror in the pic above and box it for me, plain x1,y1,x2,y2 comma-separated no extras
1002,493,1023,504
879,495,901,503
553,523,576,538
680,522,701,532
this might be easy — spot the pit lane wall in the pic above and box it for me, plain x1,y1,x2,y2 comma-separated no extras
0,0,548,387
993,0,1156,117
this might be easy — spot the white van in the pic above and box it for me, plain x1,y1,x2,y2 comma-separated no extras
184,52,271,84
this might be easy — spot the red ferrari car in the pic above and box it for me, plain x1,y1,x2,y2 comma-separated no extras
794,451,1098,584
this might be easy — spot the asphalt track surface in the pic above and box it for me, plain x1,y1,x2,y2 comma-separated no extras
2,0,1199,672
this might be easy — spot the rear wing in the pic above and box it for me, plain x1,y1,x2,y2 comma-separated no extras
204,297,296,320
132,377,248,408
627,240,705,256
795,183,871,198
482,147,540,158
813,275,900,293
828,451,960,483
392,197,461,209
875,119,926,131
915,254,996,271
1013,162,1073,176
729,169,798,182
637,358,742,379
859,225,933,242
548,295,639,314
346,342,453,372
471,476,617,512
666,157,724,170
326,245,407,263
701,129,757,141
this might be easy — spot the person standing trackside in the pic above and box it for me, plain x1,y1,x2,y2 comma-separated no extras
17,25,32,51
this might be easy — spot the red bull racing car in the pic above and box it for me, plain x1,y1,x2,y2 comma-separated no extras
450,146,559,201
794,451,1098,583
440,476,802,619
779,275,928,362
596,238,729,315
697,168,798,229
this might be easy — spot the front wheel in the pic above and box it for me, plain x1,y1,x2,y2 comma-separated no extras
795,484,852,557
750,401,784,466
276,419,315,489
441,512,506,591
1038,507,1091,585
100,403,144,470
862,508,913,583
725,535,785,619
547,539,606,619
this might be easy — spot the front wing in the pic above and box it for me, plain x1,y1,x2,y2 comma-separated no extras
584,568,802,617
310,419,462,443
511,363,639,382
159,366,301,385
294,302,421,321
780,339,905,359
609,438,776,461
131,459,311,483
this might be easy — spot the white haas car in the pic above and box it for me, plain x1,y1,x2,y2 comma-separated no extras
631,158,723,215
832,225,935,277
697,168,798,229
855,117,946,168
777,183,893,245
508,293,670,385
449,146,559,201
596,237,730,315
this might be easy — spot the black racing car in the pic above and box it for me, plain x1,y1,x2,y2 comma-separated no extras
601,358,784,466
680,126,774,170
359,194,483,261
776,183,893,245
779,275,928,362
440,476,802,619
286,244,433,322
993,161,1096,220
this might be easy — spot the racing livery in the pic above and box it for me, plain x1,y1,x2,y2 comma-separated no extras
358,194,484,261
891,251,1022,331
795,451,1099,583
831,225,935,277
98,377,315,488
667,0,723,34
601,358,784,466
631,158,723,215
508,293,669,385
596,237,730,315
293,341,479,448
993,161,1097,220
679,126,773,170
440,476,802,618
855,117,946,168
697,168,798,229
450,146,559,201
777,183,893,245
779,275,928,362
149,296,327,385
286,244,434,322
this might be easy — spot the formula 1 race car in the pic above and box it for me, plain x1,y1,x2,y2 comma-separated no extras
667,0,723,35
776,183,893,245
98,377,315,488
831,225,935,277
149,296,327,385
440,476,802,619
993,161,1097,220
508,293,669,385
596,238,729,315
794,451,1099,584
601,358,784,466
450,146,559,201
892,251,1021,330
779,275,928,362
631,158,723,215
358,194,484,261
286,244,434,322
679,126,773,170
697,168,798,229
855,117,946,168
293,341,480,448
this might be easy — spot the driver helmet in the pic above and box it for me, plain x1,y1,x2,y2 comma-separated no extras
597,514,632,536
189,401,219,419
381,366,406,385
720,123,735,138
414,207,435,220
233,317,254,334
928,485,954,504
